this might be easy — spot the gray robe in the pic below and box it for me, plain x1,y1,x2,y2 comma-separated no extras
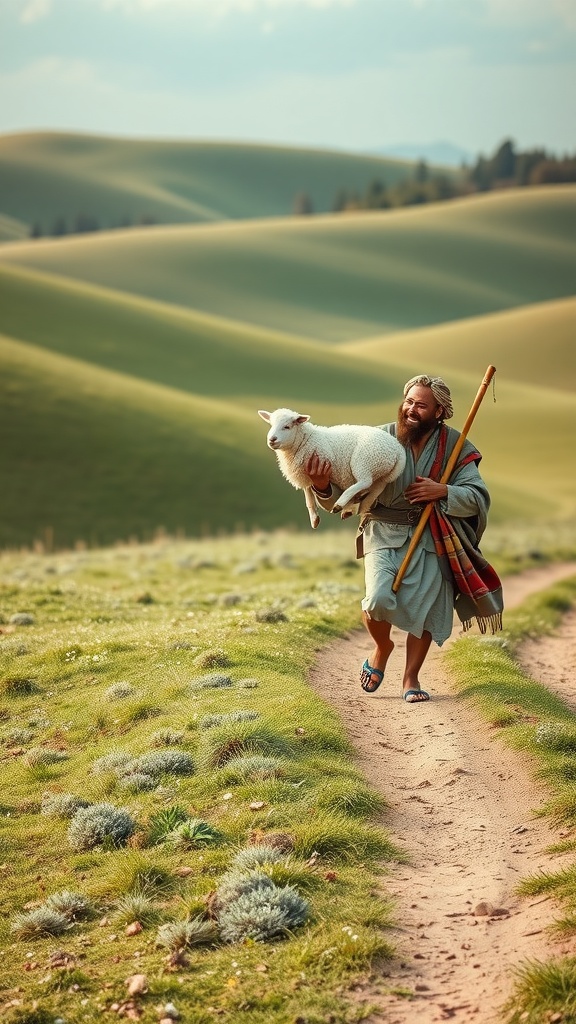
315,423,491,646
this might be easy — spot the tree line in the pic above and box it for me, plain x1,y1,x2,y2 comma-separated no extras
29,212,159,238
293,138,576,215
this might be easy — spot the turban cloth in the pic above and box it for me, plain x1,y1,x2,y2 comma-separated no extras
403,375,453,420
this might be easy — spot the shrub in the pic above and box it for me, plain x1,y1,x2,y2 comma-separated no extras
197,723,290,771
231,846,285,871
68,803,136,851
166,818,222,849
9,613,35,626
190,673,233,690
218,884,310,943
1,677,37,696
156,917,218,951
11,907,69,939
118,771,156,793
194,649,231,669
44,890,93,920
132,749,194,778
215,870,276,909
150,728,185,747
147,805,191,846
237,678,259,689
91,749,134,775
112,891,159,927
255,608,288,623
105,682,135,700
41,792,91,818
24,747,69,767
219,755,285,782
3,728,34,745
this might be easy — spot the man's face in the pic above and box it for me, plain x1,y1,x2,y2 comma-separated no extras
397,384,443,444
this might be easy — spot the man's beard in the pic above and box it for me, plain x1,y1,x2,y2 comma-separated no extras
396,403,440,446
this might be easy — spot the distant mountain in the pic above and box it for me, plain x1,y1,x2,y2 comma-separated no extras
370,141,473,167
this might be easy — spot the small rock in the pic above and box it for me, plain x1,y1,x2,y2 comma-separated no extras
415,983,430,991
254,963,268,972
491,907,510,918
163,1003,180,1019
249,801,265,811
473,901,494,917
175,866,193,877
126,921,143,936
125,973,148,995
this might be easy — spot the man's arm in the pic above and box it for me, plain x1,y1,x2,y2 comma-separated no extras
405,460,489,518
304,453,343,512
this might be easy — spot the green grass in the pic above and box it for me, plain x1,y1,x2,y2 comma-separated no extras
0,530,399,1023
445,574,576,1024
0,131,425,231
2,185,574,341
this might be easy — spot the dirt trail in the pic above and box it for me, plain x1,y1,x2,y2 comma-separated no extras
309,562,576,1023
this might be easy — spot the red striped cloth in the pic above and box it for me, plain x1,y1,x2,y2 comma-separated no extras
428,427,503,634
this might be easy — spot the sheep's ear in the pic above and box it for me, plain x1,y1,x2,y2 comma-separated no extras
293,415,310,425
258,410,272,423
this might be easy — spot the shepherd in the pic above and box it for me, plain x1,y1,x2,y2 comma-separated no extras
306,371,503,703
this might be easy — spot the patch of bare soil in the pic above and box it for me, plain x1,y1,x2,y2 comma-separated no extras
309,563,576,1023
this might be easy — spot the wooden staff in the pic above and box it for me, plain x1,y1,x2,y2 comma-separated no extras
392,364,496,593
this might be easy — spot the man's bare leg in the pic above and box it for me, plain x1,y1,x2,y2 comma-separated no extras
361,611,394,689
402,630,432,702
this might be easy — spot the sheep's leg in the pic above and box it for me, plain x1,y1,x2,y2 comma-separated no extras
304,487,321,529
333,478,373,517
358,480,387,517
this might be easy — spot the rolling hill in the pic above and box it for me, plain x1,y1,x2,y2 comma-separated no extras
1,185,573,341
0,131,425,235
0,176,574,548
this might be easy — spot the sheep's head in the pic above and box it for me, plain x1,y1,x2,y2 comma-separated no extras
258,409,310,451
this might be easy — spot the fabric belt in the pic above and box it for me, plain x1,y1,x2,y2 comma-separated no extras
365,504,425,525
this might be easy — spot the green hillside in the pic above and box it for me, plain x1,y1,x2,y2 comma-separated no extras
343,297,576,393
1,295,575,547
1,185,573,341
0,262,405,407
0,131,422,234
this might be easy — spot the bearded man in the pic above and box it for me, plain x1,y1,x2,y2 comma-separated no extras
306,374,501,703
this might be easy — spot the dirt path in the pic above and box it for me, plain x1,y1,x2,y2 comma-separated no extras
309,562,576,1023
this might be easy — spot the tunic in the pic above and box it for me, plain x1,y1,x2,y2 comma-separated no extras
315,423,491,646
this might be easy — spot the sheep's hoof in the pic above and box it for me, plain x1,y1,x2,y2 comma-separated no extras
340,510,353,520
332,503,342,514
311,516,320,529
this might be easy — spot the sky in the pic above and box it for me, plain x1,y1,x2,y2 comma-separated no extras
1,0,575,156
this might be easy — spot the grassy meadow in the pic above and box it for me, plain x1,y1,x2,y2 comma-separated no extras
0,529,575,1024
0,531,396,1024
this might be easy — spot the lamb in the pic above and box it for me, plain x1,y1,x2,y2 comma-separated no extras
258,407,406,529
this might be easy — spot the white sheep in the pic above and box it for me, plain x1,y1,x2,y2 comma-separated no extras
258,407,406,529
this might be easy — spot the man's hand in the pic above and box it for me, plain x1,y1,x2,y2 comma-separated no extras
404,476,448,503
305,453,332,491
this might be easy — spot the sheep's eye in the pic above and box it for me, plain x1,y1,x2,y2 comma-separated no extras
283,425,290,430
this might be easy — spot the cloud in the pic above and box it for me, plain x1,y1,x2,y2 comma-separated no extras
20,0,52,23
101,0,356,11
485,0,576,30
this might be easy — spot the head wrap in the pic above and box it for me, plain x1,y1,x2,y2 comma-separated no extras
403,374,453,420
